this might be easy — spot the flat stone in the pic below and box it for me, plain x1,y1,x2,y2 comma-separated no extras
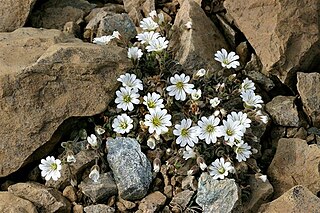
106,137,152,200
224,0,320,87
138,191,167,213
63,185,77,202
8,182,71,213
169,0,229,74
123,0,155,25
297,72,320,128
196,173,240,213
0,192,38,213
79,172,118,202
259,185,320,212
170,190,194,211
84,204,115,213
267,138,320,198
265,96,299,127
0,28,131,178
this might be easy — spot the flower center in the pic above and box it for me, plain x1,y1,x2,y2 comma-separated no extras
152,117,161,127
148,101,156,108
206,125,214,133
223,59,230,65
226,129,233,136
51,163,57,170
181,128,189,137
176,82,184,89
120,122,128,129
218,167,225,174
123,95,131,103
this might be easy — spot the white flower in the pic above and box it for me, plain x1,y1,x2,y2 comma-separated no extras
183,146,196,160
143,92,164,110
95,125,105,135
127,47,143,61
166,73,194,101
227,111,251,133
66,151,76,163
208,157,234,180
117,73,143,91
256,110,268,124
112,114,133,134
198,116,222,144
89,165,100,183
146,37,169,52
185,21,192,29
191,89,202,100
241,90,263,108
115,87,140,111
145,108,172,135
196,68,206,77
147,137,156,149
173,118,200,147
87,134,98,148
258,174,268,182
140,17,159,31
149,10,157,18
214,48,240,69
112,31,121,39
93,35,114,45
39,156,62,181
220,118,244,146
234,142,252,162
136,31,160,44
241,78,256,93
149,10,165,25
210,97,220,108
199,162,207,171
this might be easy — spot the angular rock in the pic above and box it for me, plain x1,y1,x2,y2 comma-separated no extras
196,173,240,213
0,192,38,213
73,204,84,213
8,182,71,213
268,138,320,197
138,191,167,213
84,204,115,213
169,0,229,74
224,0,320,87
29,0,95,30
170,190,194,211
265,96,299,127
123,0,155,25
0,28,131,178
79,172,118,202
243,175,274,213
258,185,320,212
63,185,77,202
0,0,36,32
106,137,152,200
297,72,320,128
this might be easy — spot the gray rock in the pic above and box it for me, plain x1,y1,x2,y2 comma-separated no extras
265,96,299,127
97,13,137,41
79,172,118,202
8,182,71,213
84,204,115,213
106,137,152,200
0,192,38,213
170,190,194,211
196,173,240,213
297,72,320,128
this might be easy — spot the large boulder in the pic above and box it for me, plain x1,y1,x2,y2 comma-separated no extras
169,0,229,74
224,0,320,87
0,28,131,177
0,0,37,32
267,138,320,197
0,192,38,213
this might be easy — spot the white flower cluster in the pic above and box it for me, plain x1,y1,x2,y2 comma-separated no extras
93,31,121,45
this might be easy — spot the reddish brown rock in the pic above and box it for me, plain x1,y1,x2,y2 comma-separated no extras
258,185,320,213
138,191,167,213
224,0,320,87
267,138,320,198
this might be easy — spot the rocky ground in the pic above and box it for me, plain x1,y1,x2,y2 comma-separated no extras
0,0,319,212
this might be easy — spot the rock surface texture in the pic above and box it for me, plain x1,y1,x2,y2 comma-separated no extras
258,185,320,212
0,191,38,213
196,173,240,213
169,0,229,73
0,28,131,177
8,182,71,213
224,0,320,86
106,137,152,200
297,72,320,128
267,138,320,197
0,0,37,32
